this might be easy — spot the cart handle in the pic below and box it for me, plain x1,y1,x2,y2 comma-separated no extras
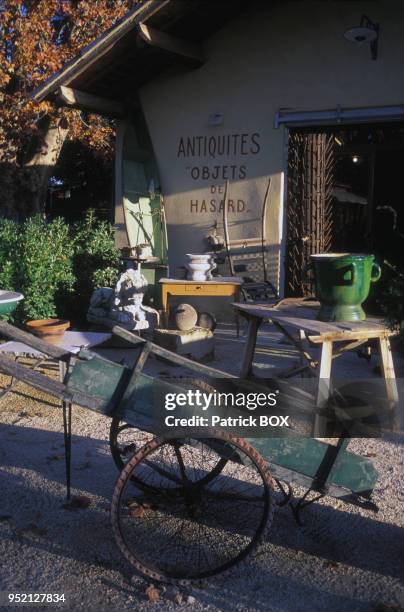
0,320,71,362
110,324,237,380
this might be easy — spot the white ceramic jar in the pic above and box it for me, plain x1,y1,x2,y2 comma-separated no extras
185,254,216,281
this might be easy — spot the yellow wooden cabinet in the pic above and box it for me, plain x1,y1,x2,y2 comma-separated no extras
159,278,243,333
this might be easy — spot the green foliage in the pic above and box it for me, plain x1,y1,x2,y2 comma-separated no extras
92,266,120,289
73,210,120,273
0,212,120,326
17,216,76,321
65,210,120,324
0,219,19,291
378,261,404,347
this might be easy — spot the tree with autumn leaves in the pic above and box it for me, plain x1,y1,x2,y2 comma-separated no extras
0,0,138,218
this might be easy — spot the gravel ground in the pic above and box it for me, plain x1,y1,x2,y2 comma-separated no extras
0,325,403,611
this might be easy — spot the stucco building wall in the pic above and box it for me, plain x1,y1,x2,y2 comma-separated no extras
117,1,404,293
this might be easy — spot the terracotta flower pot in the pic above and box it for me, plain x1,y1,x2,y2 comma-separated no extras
26,318,70,343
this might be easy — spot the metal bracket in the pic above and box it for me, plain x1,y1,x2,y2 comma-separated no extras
290,488,325,525
361,15,379,61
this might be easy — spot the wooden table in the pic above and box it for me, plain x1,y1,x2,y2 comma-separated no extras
234,298,400,434
159,277,244,334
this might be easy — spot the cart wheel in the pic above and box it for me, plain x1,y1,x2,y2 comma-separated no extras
111,429,275,583
109,379,217,471
109,417,152,471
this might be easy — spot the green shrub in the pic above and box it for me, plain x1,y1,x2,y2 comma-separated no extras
0,212,120,326
377,260,404,349
16,216,75,322
0,219,19,292
92,266,120,289
65,210,120,324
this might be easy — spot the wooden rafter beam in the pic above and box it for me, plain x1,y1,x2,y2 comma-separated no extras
137,22,204,66
58,86,125,117
31,0,170,102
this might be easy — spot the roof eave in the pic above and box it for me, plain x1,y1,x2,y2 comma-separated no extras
30,0,171,103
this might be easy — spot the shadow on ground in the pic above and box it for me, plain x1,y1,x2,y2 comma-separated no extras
1,422,403,587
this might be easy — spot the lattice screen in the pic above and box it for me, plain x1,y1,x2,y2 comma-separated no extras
286,131,335,296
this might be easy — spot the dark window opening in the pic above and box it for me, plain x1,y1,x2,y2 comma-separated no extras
285,122,404,300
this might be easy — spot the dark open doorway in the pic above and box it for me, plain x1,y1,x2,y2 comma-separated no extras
285,122,404,298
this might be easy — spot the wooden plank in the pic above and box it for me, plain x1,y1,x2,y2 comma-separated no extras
143,338,238,380
159,277,243,285
31,0,170,102
234,300,385,328
0,353,108,411
378,337,400,430
110,325,237,380
0,357,46,404
314,340,333,437
89,319,238,378
114,343,153,418
309,329,393,343
316,341,333,398
251,436,377,494
233,302,393,340
272,321,315,367
222,180,236,276
133,341,152,373
0,321,71,362
66,351,132,410
261,177,271,283
0,353,66,400
332,339,368,357
137,22,204,66
58,86,125,117
239,317,261,378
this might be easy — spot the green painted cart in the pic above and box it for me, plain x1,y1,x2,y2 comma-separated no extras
0,320,379,584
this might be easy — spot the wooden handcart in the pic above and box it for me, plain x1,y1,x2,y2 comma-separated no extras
0,320,383,583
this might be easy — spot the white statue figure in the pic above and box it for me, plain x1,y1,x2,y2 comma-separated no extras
110,267,148,328
88,263,159,331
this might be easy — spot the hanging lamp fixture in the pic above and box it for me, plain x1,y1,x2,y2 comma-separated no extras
344,14,379,60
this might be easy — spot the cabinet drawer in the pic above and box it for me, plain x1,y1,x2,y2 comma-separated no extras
185,284,221,293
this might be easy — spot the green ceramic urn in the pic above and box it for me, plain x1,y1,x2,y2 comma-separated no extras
0,291,24,316
310,253,381,322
